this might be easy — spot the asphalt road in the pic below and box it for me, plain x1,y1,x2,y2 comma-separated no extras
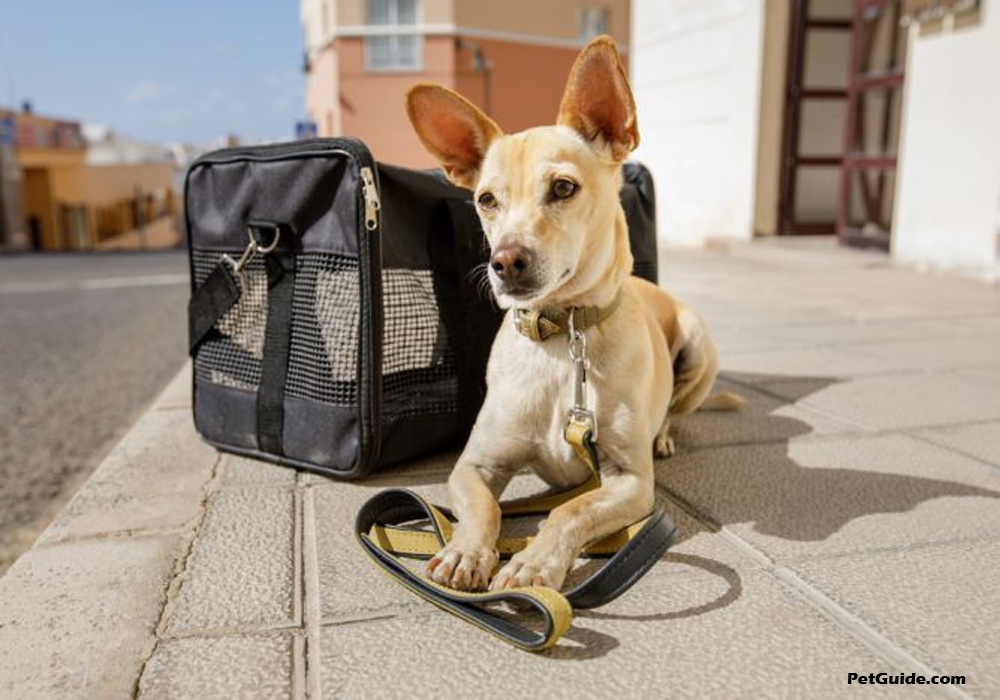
0,252,189,572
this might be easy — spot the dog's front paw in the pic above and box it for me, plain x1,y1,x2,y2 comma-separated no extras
489,552,568,591
425,541,498,591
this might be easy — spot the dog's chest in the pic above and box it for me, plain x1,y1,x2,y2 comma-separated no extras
488,333,594,486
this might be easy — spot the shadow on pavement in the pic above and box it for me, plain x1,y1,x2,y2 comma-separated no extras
665,371,1000,543
552,370,1000,657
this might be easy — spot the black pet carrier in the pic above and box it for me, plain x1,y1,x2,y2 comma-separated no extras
185,138,658,479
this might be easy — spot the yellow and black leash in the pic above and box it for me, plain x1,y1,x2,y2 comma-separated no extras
355,419,676,652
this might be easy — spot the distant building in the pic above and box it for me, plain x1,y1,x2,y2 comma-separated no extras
300,0,630,168
632,0,998,278
0,107,178,252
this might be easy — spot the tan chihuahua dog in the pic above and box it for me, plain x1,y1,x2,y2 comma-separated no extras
406,36,736,592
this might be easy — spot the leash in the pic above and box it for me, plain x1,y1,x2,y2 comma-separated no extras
355,296,677,651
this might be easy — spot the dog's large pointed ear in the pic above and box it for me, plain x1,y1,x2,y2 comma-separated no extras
406,84,502,190
557,36,638,161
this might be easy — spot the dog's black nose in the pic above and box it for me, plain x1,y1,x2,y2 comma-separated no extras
490,245,531,280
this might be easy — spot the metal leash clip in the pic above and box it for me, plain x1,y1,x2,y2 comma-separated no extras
567,308,598,443
224,224,282,275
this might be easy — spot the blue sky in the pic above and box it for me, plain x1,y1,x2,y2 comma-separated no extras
0,0,306,144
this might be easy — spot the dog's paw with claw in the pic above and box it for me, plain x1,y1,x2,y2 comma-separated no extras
425,542,498,591
489,552,568,591
653,432,676,459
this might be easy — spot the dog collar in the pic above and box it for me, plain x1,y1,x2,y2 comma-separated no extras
512,287,624,342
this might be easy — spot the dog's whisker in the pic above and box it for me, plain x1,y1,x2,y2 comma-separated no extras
464,262,499,307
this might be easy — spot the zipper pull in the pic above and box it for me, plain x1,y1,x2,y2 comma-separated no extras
361,166,381,232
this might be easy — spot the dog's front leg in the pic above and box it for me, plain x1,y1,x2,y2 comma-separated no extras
425,456,511,591
490,460,654,591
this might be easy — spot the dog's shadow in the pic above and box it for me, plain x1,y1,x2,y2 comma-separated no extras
547,370,1000,659
661,371,1000,543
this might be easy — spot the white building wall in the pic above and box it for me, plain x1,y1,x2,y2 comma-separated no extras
893,10,1000,277
631,0,765,246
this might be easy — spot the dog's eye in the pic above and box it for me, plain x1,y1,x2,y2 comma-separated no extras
551,178,578,201
477,191,497,209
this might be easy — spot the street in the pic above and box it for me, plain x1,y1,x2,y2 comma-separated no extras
0,252,189,572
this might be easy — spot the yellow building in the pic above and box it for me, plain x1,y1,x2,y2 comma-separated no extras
0,107,178,252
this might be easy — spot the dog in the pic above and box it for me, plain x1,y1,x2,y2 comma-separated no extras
405,35,738,593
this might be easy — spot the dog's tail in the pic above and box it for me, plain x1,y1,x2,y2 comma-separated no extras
698,391,745,412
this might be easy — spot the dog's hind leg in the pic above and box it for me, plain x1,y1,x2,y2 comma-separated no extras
653,340,716,459
669,313,720,418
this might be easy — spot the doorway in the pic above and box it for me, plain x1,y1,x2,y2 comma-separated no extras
777,0,907,250
22,168,55,251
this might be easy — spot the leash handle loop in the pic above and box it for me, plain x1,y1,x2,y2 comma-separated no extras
355,488,677,652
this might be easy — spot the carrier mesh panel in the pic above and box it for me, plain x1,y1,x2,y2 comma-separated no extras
381,271,456,418
191,250,457,419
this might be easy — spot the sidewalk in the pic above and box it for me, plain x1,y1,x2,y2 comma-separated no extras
2,238,999,698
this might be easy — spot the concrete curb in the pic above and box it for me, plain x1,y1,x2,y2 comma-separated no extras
0,362,219,698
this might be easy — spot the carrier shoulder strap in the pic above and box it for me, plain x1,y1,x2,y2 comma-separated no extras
188,262,241,354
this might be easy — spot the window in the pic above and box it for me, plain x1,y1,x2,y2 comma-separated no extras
365,0,421,72
577,7,610,41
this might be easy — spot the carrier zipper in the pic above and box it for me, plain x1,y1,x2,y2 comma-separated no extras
360,167,381,232
340,142,384,473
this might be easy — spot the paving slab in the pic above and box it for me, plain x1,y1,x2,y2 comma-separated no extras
721,343,915,379
914,421,1000,468
707,318,955,356
164,486,298,635
0,535,181,699
313,479,438,621
657,433,1000,562
300,448,458,486
317,569,927,699
763,372,1000,431
861,336,1000,375
671,376,862,451
218,453,298,489
794,540,1000,697
36,407,216,545
713,317,1000,355
954,366,1000,394
137,632,298,699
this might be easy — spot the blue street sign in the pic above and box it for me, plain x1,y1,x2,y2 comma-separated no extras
295,120,318,139
0,115,14,146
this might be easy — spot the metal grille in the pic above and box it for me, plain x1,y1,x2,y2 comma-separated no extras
191,250,458,418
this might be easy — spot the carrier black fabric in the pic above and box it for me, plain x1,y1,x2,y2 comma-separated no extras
186,138,658,479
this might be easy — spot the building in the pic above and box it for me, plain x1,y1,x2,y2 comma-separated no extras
0,107,179,252
632,0,999,278
300,0,630,169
